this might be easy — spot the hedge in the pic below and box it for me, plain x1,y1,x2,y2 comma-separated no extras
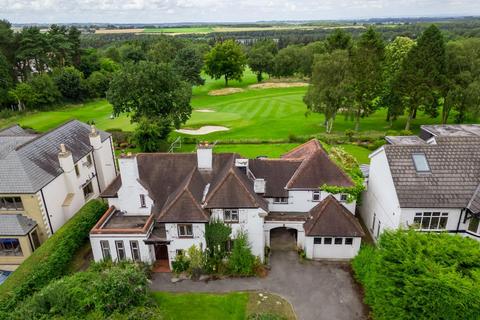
0,199,107,310
352,230,480,320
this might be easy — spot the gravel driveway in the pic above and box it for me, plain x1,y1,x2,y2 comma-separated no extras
150,250,368,320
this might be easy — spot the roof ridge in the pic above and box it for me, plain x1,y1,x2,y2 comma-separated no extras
159,167,197,217
203,154,236,205
14,119,79,151
281,139,321,159
304,195,333,234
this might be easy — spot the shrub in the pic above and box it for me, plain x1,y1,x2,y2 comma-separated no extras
345,129,355,141
187,245,205,280
227,231,257,276
0,200,108,310
9,262,150,320
133,117,171,152
0,108,14,119
171,252,190,275
205,219,231,273
352,230,480,320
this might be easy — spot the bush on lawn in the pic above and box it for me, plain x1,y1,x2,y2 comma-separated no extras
0,200,108,310
227,231,257,276
171,252,190,275
352,229,480,320
7,262,154,320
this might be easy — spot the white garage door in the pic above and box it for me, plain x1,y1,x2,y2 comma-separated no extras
312,237,357,259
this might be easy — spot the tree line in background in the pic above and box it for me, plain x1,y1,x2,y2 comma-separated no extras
305,25,480,132
2,19,480,147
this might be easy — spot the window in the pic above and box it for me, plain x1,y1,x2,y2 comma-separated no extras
376,220,381,238
340,194,348,202
312,191,321,202
100,240,111,260
224,209,239,223
85,154,93,167
0,238,22,256
345,238,353,245
140,194,146,208
313,238,322,244
273,197,288,204
130,240,140,261
0,197,23,211
178,224,193,237
74,164,80,177
83,181,94,200
115,240,126,261
371,213,376,231
30,229,41,250
413,212,448,230
334,238,343,245
324,237,332,245
176,249,184,256
412,153,430,172
468,217,480,233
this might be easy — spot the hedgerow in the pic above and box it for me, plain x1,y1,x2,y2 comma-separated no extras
0,199,107,311
352,230,480,320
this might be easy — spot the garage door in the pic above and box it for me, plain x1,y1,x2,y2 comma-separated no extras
312,237,356,259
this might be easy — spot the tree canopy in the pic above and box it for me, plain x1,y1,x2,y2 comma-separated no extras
204,40,246,86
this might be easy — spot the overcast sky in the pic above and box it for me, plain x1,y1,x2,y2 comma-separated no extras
1,0,480,24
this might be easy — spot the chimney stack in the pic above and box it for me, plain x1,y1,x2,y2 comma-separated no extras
197,141,213,171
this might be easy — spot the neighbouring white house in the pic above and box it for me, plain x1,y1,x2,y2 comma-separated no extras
90,139,365,269
361,124,480,242
0,121,117,270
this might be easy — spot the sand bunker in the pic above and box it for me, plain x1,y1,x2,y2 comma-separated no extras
208,88,245,96
195,109,215,113
176,126,230,135
249,82,308,89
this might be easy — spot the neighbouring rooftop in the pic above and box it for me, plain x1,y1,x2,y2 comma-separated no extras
0,214,37,236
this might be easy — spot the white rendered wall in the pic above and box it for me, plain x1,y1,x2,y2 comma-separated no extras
305,236,361,260
360,148,402,240
93,137,117,191
42,152,100,233
210,208,265,261
108,157,153,215
165,223,206,267
267,191,356,214
400,207,464,231
263,221,305,248
90,234,155,263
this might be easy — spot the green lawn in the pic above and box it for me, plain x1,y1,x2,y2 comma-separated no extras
153,292,248,320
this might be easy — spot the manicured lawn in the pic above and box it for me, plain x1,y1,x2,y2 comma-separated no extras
153,292,248,320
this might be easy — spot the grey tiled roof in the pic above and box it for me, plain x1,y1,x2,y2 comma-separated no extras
384,136,480,208
0,120,110,194
385,135,427,145
0,214,37,236
0,125,28,136
421,124,480,138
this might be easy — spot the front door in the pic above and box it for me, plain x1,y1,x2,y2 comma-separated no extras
155,244,168,260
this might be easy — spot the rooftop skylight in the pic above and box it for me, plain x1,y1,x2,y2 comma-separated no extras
412,153,430,172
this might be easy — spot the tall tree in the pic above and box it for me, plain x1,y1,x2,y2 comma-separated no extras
204,40,246,86
0,52,13,107
47,25,71,68
173,46,205,86
381,36,415,126
247,39,277,82
326,29,353,52
396,25,447,130
272,45,303,77
304,50,353,133
53,67,85,100
107,61,192,131
351,27,385,131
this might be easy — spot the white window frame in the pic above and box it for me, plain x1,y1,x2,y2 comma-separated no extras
177,224,193,238
140,194,146,208
85,154,93,168
312,191,321,202
115,240,126,261
345,238,353,245
130,240,140,261
83,181,94,200
224,209,239,223
100,240,111,260
340,194,348,202
413,212,448,230
74,164,80,177
273,197,288,204
0,197,24,211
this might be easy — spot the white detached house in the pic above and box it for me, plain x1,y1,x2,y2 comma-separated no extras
361,124,480,241
90,140,365,269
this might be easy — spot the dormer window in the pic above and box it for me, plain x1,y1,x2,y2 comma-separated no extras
412,153,430,172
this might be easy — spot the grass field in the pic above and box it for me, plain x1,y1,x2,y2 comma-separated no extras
144,27,214,34
0,68,456,164
152,291,295,320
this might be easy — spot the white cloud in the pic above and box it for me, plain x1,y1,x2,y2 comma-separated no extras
0,0,480,23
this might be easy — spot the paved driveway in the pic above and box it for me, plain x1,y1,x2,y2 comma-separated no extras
150,249,368,320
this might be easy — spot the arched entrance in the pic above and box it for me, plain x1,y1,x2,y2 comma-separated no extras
270,227,298,251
